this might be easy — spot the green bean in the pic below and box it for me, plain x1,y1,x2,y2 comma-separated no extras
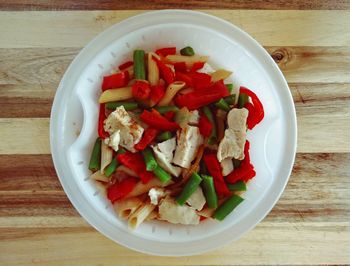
133,50,146,80
176,172,202,205
106,101,138,111
224,94,236,105
225,83,234,93
156,131,173,142
104,157,117,177
154,105,179,114
213,195,244,221
180,46,195,56
238,93,249,108
215,98,230,112
227,180,247,192
88,137,101,171
142,148,158,171
153,166,172,183
203,106,217,145
233,159,241,168
201,175,218,209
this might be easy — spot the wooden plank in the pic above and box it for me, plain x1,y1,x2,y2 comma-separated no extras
0,0,349,11
0,11,350,48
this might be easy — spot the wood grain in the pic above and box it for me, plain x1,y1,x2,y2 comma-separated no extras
0,0,349,10
1,11,350,48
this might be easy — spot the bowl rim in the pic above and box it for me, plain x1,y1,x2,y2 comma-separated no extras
50,9,297,256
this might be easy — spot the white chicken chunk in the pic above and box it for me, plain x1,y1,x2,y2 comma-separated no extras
148,187,167,205
186,187,206,211
217,108,248,162
152,138,181,177
107,130,120,152
173,125,203,169
104,106,144,152
158,196,200,225
220,158,234,176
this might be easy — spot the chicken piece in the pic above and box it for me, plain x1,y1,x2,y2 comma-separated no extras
188,110,200,125
152,138,181,177
104,106,144,152
186,187,206,211
158,196,200,225
217,108,248,162
220,158,234,176
148,187,167,205
173,125,204,169
107,130,120,152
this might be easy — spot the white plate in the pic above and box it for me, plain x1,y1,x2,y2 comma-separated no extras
50,10,297,256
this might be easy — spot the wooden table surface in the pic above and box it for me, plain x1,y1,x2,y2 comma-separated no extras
1,1,350,265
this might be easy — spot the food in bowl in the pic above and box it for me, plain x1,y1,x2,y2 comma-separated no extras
88,46,264,229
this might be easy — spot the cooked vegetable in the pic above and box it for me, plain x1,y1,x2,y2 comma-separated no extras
202,106,217,144
104,149,126,177
102,71,129,91
140,109,180,131
89,137,102,172
213,195,244,221
156,131,173,142
240,87,265,129
198,113,213,137
215,98,230,112
180,46,195,56
176,172,202,205
133,50,146,80
201,175,218,209
154,57,175,85
155,47,176,57
98,104,109,139
238,93,249,109
99,87,133,103
153,165,172,183
132,80,151,101
135,128,159,151
142,147,158,171
224,94,236,105
225,83,234,93
107,176,138,203
155,105,179,114
227,180,247,192
106,101,138,111
118,61,133,71
149,81,166,106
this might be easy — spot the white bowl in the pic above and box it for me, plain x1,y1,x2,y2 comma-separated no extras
50,10,297,256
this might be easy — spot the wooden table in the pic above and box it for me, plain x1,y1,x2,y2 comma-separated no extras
1,2,349,265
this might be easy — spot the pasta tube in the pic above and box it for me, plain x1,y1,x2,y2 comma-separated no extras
157,81,185,106
114,197,143,219
165,54,209,67
99,87,132,103
147,52,160,86
100,141,113,173
128,203,156,229
210,69,232,82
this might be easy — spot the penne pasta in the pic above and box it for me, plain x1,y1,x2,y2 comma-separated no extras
165,54,209,67
197,207,215,218
116,165,138,177
210,69,232,82
127,178,173,198
90,171,109,182
99,87,132,103
146,209,158,221
100,141,113,173
147,52,160,86
114,197,143,219
93,180,107,196
157,81,186,106
128,203,156,229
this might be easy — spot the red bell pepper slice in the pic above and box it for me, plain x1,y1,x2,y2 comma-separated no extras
107,176,138,203
155,47,176,57
132,80,151,101
175,80,230,110
150,82,165,105
175,72,193,87
117,152,154,184
98,104,109,139
240,87,264,129
226,141,256,183
203,153,231,197
173,62,187,72
190,61,205,72
198,113,213,137
135,128,159,151
140,109,180,131
154,57,175,85
164,111,175,121
102,71,129,91
244,102,256,130
189,72,212,90
118,60,133,71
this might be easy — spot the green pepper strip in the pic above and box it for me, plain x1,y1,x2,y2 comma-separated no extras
156,131,173,142
227,180,247,192
176,172,202,205
224,94,236,105
238,93,249,108
180,46,195,56
88,137,101,171
133,50,146,80
202,106,217,145
153,166,171,183
154,105,179,114
105,101,138,111
142,148,158,171
215,98,230,112
201,175,218,209
213,195,244,221
225,83,234,93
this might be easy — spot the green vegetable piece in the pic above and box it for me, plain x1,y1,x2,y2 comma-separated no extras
224,94,236,105
156,131,173,142
106,101,138,111
104,157,118,177
238,93,249,108
88,137,102,171
153,166,171,183
142,148,158,171
202,106,217,144
227,180,247,192
133,50,146,80
213,195,244,221
201,175,218,209
176,172,202,205
225,83,234,93
180,46,195,56
215,98,230,112
154,105,179,114
233,159,241,168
